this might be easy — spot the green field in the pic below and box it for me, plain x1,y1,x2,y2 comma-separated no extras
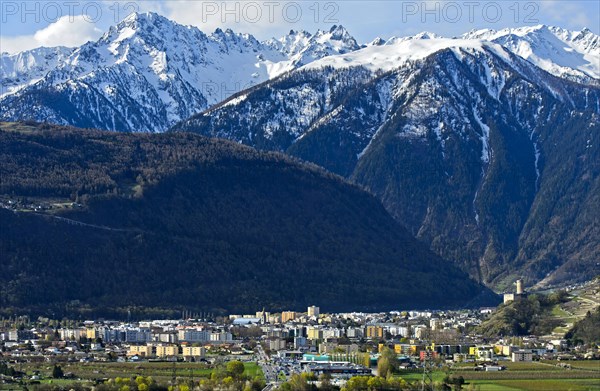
0,359,263,390
552,305,572,318
395,361,600,391
469,378,600,391
2,357,598,390
396,369,446,382
542,360,600,371
242,362,262,378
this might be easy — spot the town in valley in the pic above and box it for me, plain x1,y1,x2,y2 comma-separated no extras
1,280,598,391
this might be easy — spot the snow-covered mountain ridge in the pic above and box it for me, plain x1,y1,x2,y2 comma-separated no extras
303,38,513,73
462,25,599,82
1,46,74,96
301,24,598,83
0,12,598,132
0,12,360,131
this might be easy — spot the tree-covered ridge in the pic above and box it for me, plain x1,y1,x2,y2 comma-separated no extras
0,121,343,199
566,307,600,347
476,291,570,337
0,122,496,317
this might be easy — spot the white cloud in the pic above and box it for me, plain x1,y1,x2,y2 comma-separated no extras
1,15,103,54
34,15,103,46
0,35,35,54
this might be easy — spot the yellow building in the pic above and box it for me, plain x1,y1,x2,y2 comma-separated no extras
128,345,153,357
182,346,205,358
393,344,414,355
494,344,513,356
84,328,97,340
156,345,179,357
409,345,425,355
366,326,384,339
281,311,297,323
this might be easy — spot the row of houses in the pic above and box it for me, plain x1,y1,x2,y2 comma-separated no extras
2,326,233,345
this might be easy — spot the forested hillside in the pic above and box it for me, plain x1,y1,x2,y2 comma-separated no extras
0,122,496,317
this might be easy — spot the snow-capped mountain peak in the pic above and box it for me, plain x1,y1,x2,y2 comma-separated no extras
412,31,443,40
384,31,444,46
461,24,600,81
369,37,386,46
276,24,361,67
326,24,356,42
266,29,313,54
0,12,363,131
99,11,182,45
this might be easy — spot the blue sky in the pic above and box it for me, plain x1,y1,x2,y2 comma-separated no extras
1,0,599,53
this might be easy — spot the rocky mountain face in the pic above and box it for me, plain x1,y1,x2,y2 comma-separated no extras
0,12,361,132
174,38,600,290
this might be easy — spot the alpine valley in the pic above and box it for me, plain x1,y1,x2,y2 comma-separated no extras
1,12,599,306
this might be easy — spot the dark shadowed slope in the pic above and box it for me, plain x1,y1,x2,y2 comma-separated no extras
0,122,497,316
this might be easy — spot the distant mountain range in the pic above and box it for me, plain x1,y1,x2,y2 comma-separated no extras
1,13,597,132
0,122,496,316
0,12,360,132
1,13,598,294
